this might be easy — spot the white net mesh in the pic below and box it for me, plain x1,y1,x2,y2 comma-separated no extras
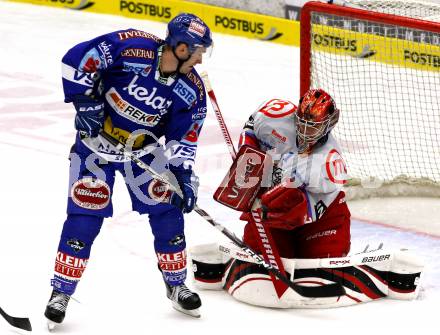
304,1,440,197
336,0,440,20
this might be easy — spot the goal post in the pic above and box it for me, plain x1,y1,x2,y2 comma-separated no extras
300,1,440,198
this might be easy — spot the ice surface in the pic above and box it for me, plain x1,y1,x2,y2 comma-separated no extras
0,1,439,334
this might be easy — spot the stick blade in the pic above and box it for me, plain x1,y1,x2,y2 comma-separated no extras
0,307,32,332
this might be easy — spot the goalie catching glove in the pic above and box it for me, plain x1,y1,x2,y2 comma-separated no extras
259,179,307,230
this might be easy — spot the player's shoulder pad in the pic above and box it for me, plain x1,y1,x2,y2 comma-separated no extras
256,98,297,119
114,28,164,45
112,28,163,59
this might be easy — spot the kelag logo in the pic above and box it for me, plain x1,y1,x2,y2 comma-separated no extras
214,16,283,41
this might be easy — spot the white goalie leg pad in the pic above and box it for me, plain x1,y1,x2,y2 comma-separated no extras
189,243,229,290
284,249,424,307
218,243,424,308
219,242,297,308
387,249,424,300
190,242,296,307
225,270,293,309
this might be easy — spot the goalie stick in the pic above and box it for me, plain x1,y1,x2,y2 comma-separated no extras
200,72,237,159
0,306,32,332
218,242,389,269
99,131,345,298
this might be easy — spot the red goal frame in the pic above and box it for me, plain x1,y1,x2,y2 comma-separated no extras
300,1,440,95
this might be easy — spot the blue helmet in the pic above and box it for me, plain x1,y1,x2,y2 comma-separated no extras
165,13,213,53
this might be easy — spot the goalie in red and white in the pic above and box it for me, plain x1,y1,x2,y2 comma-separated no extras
191,89,423,308
239,89,350,261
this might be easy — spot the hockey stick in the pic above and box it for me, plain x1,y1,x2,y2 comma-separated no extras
99,131,345,298
218,241,390,269
200,72,237,159
0,307,32,332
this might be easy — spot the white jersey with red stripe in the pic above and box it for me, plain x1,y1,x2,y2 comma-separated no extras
279,135,348,223
239,98,348,223
238,98,298,155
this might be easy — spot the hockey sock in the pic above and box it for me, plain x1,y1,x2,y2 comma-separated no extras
51,214,104,295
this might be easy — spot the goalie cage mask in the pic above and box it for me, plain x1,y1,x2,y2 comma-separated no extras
295,89,339,153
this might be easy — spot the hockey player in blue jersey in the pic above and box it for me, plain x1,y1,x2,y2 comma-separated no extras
44,13,213,327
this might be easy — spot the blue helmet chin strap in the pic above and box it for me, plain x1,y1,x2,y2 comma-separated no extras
171,43,192,73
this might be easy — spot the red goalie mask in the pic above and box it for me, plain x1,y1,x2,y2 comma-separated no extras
295,89,339,153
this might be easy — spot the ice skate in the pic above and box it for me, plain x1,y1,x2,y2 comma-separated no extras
165,282,201,318
44,289,70,331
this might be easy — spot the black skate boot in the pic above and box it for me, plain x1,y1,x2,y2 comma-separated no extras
44,289,71,331
165,282,202,318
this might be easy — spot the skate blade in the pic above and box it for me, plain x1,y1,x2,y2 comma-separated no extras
172,302,201,318
46,319,60,332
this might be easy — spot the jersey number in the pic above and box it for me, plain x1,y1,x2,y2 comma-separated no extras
259,99,296,118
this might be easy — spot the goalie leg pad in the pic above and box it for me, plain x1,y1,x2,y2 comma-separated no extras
387,249,424,300
223,258,294,308
189,243,229,290
288,249,424,307
218,243,424,308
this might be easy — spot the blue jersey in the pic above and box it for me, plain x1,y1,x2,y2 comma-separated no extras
61,29,207,169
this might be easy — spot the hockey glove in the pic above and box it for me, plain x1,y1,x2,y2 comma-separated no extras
73,95,105,137
170,168,199,213
260,181,307,230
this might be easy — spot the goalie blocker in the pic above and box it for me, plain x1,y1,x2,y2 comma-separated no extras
213,145,272,211
189,243,424,308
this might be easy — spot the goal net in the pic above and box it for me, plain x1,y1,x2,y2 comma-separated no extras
300,0,440,198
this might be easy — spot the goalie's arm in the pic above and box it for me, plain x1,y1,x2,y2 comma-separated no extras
238,113,260,150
